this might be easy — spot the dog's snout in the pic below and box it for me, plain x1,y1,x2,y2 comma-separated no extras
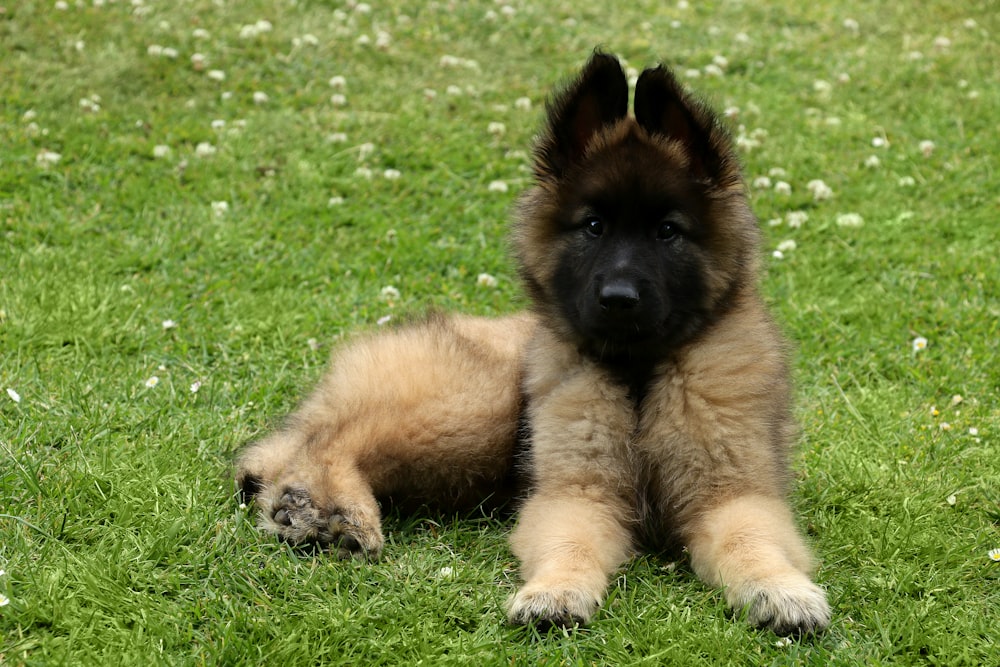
598,280,641,311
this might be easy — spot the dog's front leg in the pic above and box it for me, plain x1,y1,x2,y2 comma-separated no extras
506,358,637,628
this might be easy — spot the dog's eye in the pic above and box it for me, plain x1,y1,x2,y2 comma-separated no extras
657,221,678,241
585,218,605,238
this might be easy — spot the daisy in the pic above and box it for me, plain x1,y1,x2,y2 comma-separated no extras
912,336,928,352
989,548,1000,562
145,376,160,389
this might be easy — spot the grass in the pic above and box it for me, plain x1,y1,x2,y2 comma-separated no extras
1,0,997,664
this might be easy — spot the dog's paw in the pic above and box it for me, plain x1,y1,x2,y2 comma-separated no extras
506,584,601,629
734,575,830,636
260,486,384,560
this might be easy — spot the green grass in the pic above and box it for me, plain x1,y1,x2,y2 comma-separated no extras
1,0,998,664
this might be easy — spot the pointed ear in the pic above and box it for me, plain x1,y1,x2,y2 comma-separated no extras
534,51,629,180
634,65,730,182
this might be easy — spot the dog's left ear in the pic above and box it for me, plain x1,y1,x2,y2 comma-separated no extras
634,65,733,183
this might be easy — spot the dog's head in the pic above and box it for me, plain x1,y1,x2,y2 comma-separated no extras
513,51,761,363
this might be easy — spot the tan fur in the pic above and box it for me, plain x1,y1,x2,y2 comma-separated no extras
235,313,535,558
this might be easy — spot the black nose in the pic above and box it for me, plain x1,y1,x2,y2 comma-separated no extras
598,280,640,311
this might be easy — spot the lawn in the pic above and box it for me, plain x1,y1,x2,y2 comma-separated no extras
1,0,997,664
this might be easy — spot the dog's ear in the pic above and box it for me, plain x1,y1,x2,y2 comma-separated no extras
534,51,629,180
634,65,733,183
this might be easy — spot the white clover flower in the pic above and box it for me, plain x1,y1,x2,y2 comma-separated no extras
775,637,793,648
192,28,210,39
807,179,834,201
824,116,841,127
786,211,808,228
355,34,371,46
946,493,957,506
445,85,462,96
488,122,506,135
912,336,928,352
898,176,916,187
836,212,864,228
22,109,37,121
476,273,498,288
383,169,401,180
326,132,348,143
423,88,438,100
989,548,1000,562
375,31,392,49
162,319,178,330
6,388,20,403
380,285,400,300
147,44,163,56
328,196,345,206
36,149,62,167
872,136,888,148
252,91,269,105
162,47,179,59
683,68,701,79
191,53,206,70
864,155,881,168
969,427,979,436
195,142,216,158
933,36,951,49
734,31,750,43
963,18,977,29
776,239,797,253
55,0,69,9
813,80,832,97
703,64,724,77
773,181,792,195
354,2,372,13
190,380,202,393
211,201,229,217
768,167,787,178
329,75,347,89
771,250,784,260
752,176,772,189
515,96,532,111
438,566,455,578
919,140,935,157
843,18,859,32
354,167,373,179
255,19,273,33
711,54,728,69
207,69,226,82
357,142,375,160
488,180,509,193
152,144,171,159
766,218,782,227
330,93,347,106
145,376,160,389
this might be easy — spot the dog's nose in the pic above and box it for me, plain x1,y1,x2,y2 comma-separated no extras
598,280,640,311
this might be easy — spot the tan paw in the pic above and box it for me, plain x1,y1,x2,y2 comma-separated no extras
731,574,831,635
259,486,384,560
506,583,601,629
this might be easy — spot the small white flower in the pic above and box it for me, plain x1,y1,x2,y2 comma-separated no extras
355,34,371,46
438,566,455,578
776,239,797,253
328,196,345,207
147,44,163,56
919,140,935,157
683,68,701,79
252,91,269,105
354,3,372,14
36,150,62,167
0,593,8,607
191,53,206,70
476,273,498,288
6,388,20,403
211,201,229,217
734,31,750,43
813,80,832,97
162,319,178,330
703,64,723,77
358,142,375,160
836,212,864,228
211,119,226,131
775,636,793,648
946,494,957,506
327,132,348,143
145,376,160,389
380,285,400,300
950,394,963,406
22,109,37,121
255,19,273,33
375,31,391,49
772,250,784,260
153,144,171,159
712,54,729,69
330,93,347,106
515,96,532,111
488,180,509,193
786,211,809,228
376,315,392,326
752,176,772,189
192,28,210,39
55,0,69,9
162,47,179,59
329,75,347,89
488,122,506,136
933,36,951,49
766,218,782,227
989,548,1000,562
843,18,859,32
864,155,881,168
807,179,834,201
445,85,462,96
195,142,216,158
768,167,787,178
912,336,928,352
190,380,202,393
300,34,319,46
383,169,401,180
872,136,888,148
939,422,951,431
773,181,791,195
354,167,373,179
206,69,226,82
898,176,916,187
968,427,979,436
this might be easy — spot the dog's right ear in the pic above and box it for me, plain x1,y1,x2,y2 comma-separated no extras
533,51,629,180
